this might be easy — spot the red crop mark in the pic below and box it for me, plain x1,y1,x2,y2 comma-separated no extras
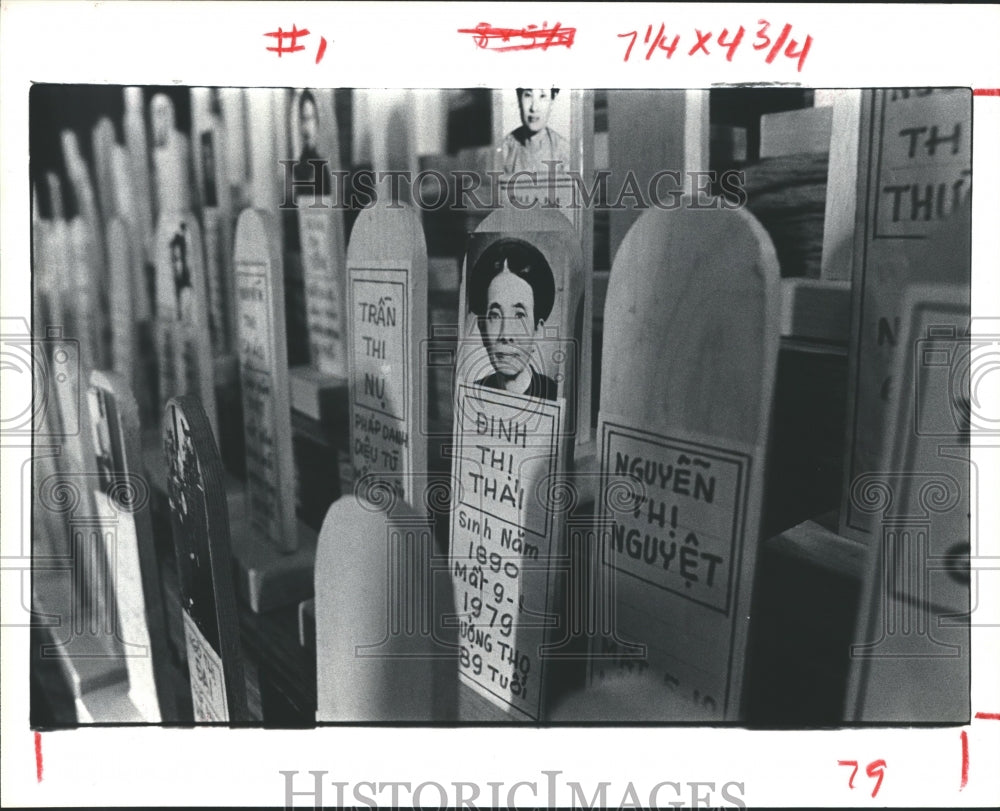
962,713,999,788
35,732,43,783
960,730,969,790
457,22,575,52
315,36,327,64
972,89,1000,97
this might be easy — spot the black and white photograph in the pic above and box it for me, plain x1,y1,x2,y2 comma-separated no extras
3,3,998,808
498,88,573,177
23,79,977,721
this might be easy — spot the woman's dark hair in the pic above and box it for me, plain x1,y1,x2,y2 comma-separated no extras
515,88,560,100
468,237,555,325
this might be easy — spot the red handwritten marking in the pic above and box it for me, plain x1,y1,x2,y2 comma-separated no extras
457,22,575,52
620,21,811,71
689,29,712,56
315,36,327,64
765,23,792,64
264,25,310,56
972,89,1000,96
866,759,886,798
974,711,1000,718
35,732,42,783
960,729,969,790
837,760,859,788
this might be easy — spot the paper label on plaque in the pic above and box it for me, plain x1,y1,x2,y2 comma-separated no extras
450,384,564,720
843,89,971,539
349,268,409,499
595,416,755,717
599,422,749,615
182,610,230,723
235,260,282,544
300,199,346,377
871,90,970,239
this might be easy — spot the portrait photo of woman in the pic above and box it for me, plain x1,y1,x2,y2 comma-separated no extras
293,88,333,197
467,237,558,401
500,88,571,176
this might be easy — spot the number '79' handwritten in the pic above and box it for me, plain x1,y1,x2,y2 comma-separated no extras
838,759,886,798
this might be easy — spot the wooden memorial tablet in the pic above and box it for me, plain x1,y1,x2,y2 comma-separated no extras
106,218,137,378
288,88,350,420
109,142,154,324
32,192,58,338
192,87,236,361
218,88,251,211
605,90,709,273
314,494,457,722
123,87,156,284
450,207,583,721
150,92,193,217
39,175,72,342
31,329,138,722
234,207,297,550
61,130,108,372
493,88,594,441
87,370,177,722
61,129,106,273
154,212,219,436
594,204,781,722
91,117,117,225
819,89,863,282
840,88,971,543
345,201,427,503
351,89,421,182
163,395,249,723
233,208,316,611
108,150,158,425
65,215,105,374
245,88,284,221
844,239,971,718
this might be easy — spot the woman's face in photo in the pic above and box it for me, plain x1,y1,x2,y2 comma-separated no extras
483,264,539,380
518,89,554,134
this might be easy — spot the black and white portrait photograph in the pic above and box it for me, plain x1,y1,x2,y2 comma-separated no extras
499,88,572,176
467,236,559,401
3,3,998,809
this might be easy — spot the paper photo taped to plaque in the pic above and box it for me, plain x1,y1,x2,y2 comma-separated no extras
495,88,573,176
289,88,335,201
492,88,588,237
461,235,567,404
86,385,124,492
